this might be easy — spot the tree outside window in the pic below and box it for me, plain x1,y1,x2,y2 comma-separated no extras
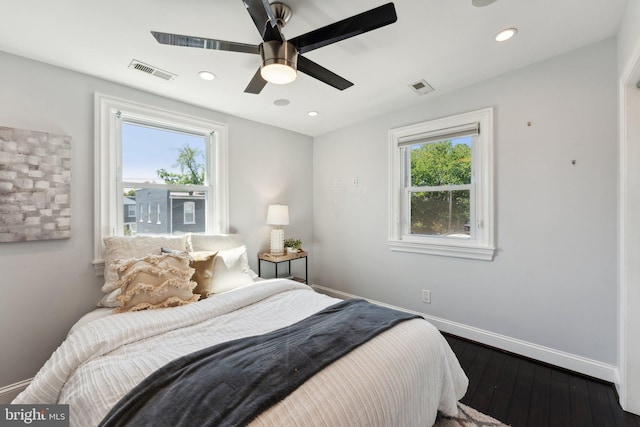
409,138,471,237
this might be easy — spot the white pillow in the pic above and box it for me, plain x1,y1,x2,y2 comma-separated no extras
102,235,188,293
210,245,255,294
98,288,121,308
188,233,244,252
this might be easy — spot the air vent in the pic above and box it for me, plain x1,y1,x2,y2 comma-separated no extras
409,79,435,96
128,60,177,81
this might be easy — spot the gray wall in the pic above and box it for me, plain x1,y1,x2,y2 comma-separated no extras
0,51,313,387
312,38,618,365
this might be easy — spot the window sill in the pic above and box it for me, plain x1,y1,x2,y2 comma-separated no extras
388,239,495,261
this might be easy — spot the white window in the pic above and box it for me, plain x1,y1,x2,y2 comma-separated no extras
388,107,494,260
127,205,136,217
183,201,195,224
94,93,229,267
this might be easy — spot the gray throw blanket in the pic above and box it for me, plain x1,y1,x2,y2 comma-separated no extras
99,298,419,427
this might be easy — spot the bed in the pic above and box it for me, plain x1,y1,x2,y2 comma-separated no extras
13,234,468,426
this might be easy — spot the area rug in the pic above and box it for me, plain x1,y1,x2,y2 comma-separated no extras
434,403,509,426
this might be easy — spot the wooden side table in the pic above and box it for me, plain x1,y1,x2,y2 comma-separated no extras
258,251,308,283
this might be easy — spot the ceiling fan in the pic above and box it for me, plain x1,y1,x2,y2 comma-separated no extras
151,1,397,94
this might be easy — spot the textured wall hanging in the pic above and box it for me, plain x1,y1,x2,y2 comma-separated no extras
0,126,71,242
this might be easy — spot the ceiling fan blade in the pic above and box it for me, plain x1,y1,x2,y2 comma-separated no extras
297,55,353,91
242,0,283,42
244,67,269,94
151,31,260,55
289,3,397,54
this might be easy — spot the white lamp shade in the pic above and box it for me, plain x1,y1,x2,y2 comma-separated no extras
266,205,289,225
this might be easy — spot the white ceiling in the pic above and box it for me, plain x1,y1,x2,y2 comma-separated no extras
0,0,628,137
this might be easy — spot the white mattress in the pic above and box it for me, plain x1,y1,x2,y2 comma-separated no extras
15,279,468,426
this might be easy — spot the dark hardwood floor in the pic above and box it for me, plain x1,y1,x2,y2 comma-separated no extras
443,333,640,427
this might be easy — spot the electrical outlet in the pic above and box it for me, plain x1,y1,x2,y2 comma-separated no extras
422,289,431,304
352,177,358,186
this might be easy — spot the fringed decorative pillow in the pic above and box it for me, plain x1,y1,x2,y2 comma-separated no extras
112,252,199,313
161,248,218,299
102,235,189,294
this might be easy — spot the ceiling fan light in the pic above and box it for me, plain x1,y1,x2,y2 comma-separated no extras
261,63,297,84
260,40,298,85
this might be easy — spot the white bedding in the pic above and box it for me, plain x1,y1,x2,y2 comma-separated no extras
14,279,468,426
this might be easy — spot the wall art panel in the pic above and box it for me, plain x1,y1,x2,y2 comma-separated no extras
0,126,71,242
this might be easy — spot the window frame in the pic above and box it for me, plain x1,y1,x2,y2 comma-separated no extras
93,93,229,269
388,107,495,261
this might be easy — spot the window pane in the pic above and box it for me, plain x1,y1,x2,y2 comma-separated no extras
123,196,137,236
183,201,195,224
410,190,470,237
122,122,207,185
410,137,471,187
122,187,207,235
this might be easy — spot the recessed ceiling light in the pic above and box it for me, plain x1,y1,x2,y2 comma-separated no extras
273,98,290,106
198,71,216,80
307,111,319,117
495,28,517,42
471,0,498,7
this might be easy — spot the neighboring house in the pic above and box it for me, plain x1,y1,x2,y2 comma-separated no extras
134,188,205,234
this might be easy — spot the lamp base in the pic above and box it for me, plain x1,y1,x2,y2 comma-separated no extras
270,229,285,255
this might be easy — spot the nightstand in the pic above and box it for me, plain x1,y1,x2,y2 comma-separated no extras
258,251,308,284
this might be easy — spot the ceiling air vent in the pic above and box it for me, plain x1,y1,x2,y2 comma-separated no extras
409,79,435,96
128,60,177,81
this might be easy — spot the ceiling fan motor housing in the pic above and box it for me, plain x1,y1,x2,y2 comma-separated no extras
260,40,298,83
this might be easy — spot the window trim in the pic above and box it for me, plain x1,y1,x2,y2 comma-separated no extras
93,93,229,268
388,107,495,261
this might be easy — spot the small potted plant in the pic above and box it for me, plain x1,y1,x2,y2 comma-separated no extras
284,238,302,253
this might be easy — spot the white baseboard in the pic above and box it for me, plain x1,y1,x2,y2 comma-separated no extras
0,378,32,404
312,284,619,385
